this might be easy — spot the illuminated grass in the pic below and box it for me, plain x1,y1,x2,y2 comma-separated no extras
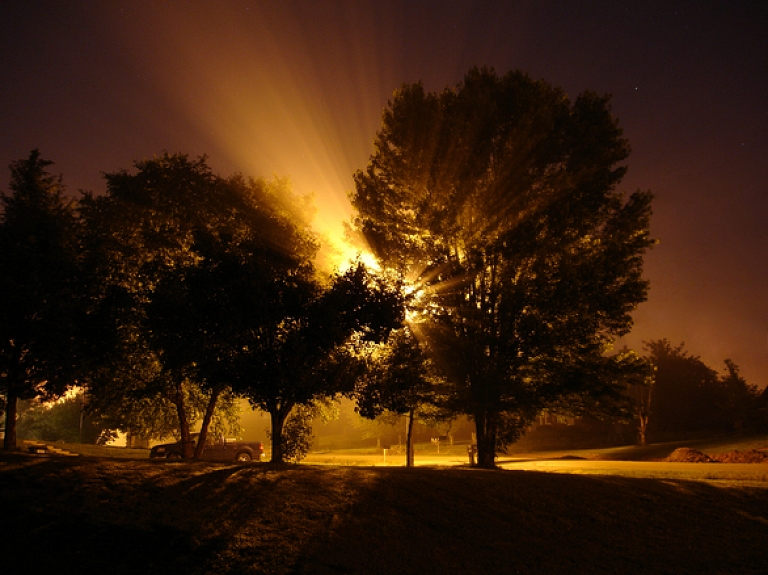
508,433,768,461
61,443,151,459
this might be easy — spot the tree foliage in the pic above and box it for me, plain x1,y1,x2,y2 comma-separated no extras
644,340,760,437
350,68,654,466
80,153,316,456
1,151,82,449
267,401,336,463
79,153,403,461
238,261,405,463
355,326,445,466
16,393,115,445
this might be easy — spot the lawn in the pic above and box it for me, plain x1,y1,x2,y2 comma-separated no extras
1,437,768,574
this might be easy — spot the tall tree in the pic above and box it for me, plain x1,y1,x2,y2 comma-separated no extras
81,153,316,458
144,215,313,458
351,68,654,467
0,151,82,449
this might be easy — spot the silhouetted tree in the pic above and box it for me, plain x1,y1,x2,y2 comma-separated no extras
646,340,759,437
238,262,404,463
351,68,654,467
1,151,82,449
356,326,445,466
630,371,655,446
15,392,116,444
269,400,336,463
648,339,726,435
719,359,759,431
81,154,315,457
145,194,317,457
82,153,403,461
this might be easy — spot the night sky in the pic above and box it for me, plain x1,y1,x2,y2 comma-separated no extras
2,1,766,387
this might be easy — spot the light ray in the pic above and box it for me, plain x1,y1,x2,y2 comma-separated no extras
99,3,399,271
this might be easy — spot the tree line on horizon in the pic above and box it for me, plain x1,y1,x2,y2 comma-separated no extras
632,339,765,446
7,67,755,467
11,336,763,453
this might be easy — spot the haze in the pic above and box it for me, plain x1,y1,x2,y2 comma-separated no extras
1,1,766,386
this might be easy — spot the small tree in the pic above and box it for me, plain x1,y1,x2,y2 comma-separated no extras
269,401,335,463
356,327,444,466
719,359,759,431
631,374,654,447
239,262,404,463
16,392,117,444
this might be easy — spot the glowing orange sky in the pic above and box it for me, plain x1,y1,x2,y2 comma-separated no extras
1,1,766,386
101,3,397,266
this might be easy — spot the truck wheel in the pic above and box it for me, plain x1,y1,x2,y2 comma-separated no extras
166,452,181,459
235,452,252,462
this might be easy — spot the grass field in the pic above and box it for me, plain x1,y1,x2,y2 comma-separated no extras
33,432,768,462
2,436,767,574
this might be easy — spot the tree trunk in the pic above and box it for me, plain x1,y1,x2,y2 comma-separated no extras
638,413,649,447
474,410,497,468
170,382,193,458
269,404,292,463
405,407,415,467
194,387,221,459
3,393,18,450
635,383,653,447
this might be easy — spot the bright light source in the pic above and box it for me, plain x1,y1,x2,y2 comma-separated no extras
322,231,380,274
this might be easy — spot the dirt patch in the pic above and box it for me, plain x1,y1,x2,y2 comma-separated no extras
714,449,768,463
666,447,768,463
666,448,715,462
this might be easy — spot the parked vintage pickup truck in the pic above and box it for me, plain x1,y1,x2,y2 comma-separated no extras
150,433,264,462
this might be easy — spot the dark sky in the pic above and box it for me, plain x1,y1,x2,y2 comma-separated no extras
2,1,766,387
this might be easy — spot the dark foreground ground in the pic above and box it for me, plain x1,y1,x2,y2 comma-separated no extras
2,452,768,575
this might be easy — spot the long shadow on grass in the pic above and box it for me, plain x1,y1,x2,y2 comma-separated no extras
289,466,768,575
3,456,768,575
0,455,312,574
0,455,208,574
0,455,375,575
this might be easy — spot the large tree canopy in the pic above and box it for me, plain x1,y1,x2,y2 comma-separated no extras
81,153,404,461
81,153,318,457
350,68,654,467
